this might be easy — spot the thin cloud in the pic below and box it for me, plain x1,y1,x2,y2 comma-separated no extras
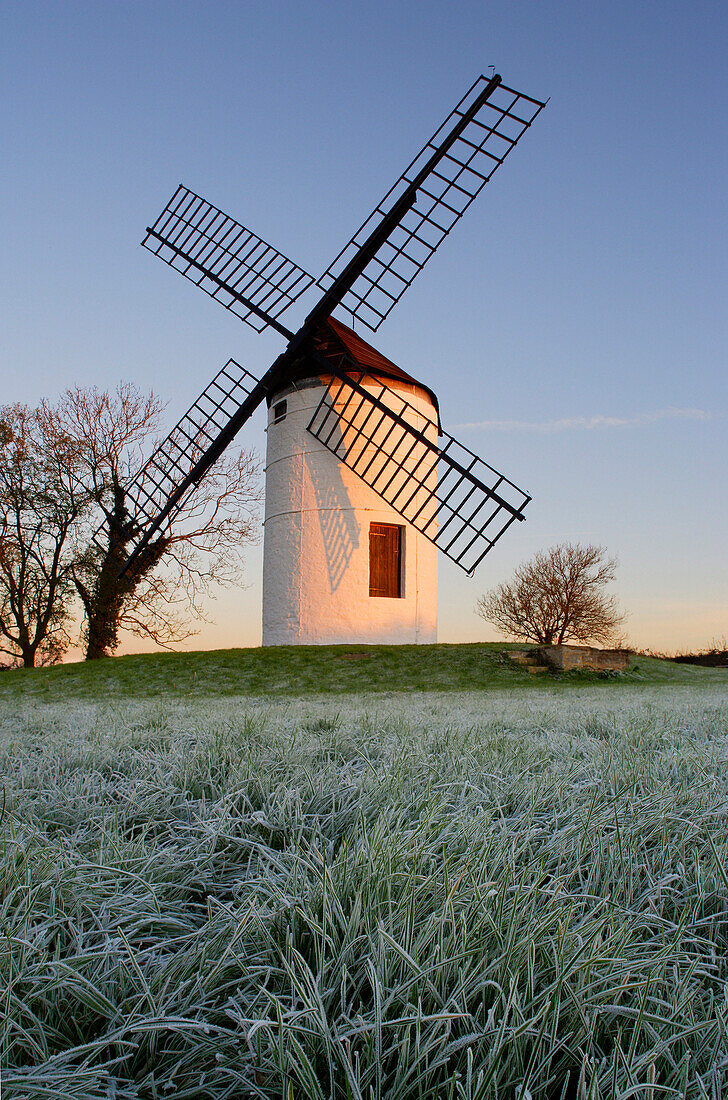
456,407,713,433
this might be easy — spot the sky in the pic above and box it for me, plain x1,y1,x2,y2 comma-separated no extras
2,0,726,654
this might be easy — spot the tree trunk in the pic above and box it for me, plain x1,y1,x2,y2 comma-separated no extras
84,484,133,660
85,553,127,660
83,484,168,660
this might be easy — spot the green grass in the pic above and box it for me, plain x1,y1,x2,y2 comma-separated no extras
1,642,725,701
2,686,728,1097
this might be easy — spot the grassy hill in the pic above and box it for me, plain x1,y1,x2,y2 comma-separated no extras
2,642,726,701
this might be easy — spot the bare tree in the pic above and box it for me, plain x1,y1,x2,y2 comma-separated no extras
476,543,626,646
0,405,83,666
42,385,261,660
41,384,167,659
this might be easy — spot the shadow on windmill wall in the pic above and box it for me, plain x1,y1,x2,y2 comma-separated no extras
305,444,359,593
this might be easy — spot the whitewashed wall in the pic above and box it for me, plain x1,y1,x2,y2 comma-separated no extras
262,375,438,645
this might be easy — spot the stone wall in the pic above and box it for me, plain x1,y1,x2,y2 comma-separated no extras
536,645,631,671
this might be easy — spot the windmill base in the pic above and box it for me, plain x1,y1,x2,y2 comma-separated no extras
261,507,438,646
261,376,438,647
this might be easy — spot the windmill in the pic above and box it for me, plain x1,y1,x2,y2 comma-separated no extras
113,73,546,644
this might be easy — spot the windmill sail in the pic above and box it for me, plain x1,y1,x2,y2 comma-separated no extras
142,185,314,337
98,358,261,569
315,76,546,332
127,73,546,582
307,367,530,575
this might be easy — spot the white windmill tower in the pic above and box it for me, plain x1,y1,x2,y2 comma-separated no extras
262,318,440,644
106,74,546,645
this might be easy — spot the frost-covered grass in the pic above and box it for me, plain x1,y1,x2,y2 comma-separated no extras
2,687,728,1098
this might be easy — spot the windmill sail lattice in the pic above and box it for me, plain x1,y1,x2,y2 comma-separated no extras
142,185,314,336
120,72,546,581
316,77,546,332
307,368,530,575
97,358,260,561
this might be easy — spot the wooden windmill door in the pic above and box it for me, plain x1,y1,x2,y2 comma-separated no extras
369,523,402,598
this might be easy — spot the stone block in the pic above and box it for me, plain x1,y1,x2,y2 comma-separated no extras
537,645,630,671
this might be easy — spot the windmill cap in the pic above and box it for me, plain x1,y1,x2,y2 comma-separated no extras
268,316,440,422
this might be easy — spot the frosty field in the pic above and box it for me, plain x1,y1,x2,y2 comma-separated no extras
2,680,728,1098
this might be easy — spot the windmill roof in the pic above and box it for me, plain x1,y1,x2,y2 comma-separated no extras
269,316,440,419
322,318,440,415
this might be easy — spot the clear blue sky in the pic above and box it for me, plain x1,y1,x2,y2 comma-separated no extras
3,0,726,652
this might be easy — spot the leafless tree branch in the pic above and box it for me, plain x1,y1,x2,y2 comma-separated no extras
42,385,261,659
476,543,626,647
